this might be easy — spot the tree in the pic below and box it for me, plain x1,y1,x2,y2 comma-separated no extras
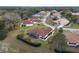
59,28,63,33
61,9,72,17
15,8,39,19
61,10,78,23
55,33,67,52
0,20,7,40
0,10,7,16
71,15,78,23
49,28,67,52
2,12,21,30
0,30,7,40
0,20,5,30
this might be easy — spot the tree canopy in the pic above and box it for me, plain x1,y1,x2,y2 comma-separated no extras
0,20,7,40
49,28,67,52
61,10,78,23
0,20,5,30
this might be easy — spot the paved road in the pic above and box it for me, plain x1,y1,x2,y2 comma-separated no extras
42,11,79,32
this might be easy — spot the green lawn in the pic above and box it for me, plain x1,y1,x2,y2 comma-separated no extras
20,22,47,31
38,39,48,46
46,17,57,27
71,24,79,28
63,30,70,32
65,23,79,28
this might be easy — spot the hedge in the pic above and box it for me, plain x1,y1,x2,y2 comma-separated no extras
16,35,41,47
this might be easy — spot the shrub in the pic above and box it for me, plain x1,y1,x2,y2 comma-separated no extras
16,34,41,47
54,49,73,53
0,30,7,40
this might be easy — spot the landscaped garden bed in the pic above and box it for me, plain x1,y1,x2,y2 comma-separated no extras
16,34,41,47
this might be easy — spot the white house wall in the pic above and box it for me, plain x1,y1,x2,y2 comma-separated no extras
26,24,33,26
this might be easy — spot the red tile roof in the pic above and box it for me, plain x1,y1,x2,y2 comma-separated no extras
23,19,33,24
30,18,38,22
52,12,61,16
64,32,79,43
31,16,38,19
28,27,52,38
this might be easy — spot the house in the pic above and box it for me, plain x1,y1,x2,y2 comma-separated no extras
64,32,79,47
51,10,69,27
51,10,58,14
20,15,41,27
51,10,61,20
32,14,42,20
21,19,33,27
30,17,40,24
51,16,60,20
72,12,79,16
32,11,43,18
39,11,47,16
32,11,46,19
27,27,53,40
32,14,41,17
72,12,79,24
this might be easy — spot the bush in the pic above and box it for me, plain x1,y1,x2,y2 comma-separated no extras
0,30,7,40
16,34,41,47
54,49,74,53
0,20,5,30
59,28,63,33
16,34,24,39
49,28,67,52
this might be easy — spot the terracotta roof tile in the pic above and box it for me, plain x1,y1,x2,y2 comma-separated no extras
64,32,79,43
28,27,52,38
23,19,33,24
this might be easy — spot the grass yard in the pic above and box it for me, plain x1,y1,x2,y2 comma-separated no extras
63,30,70,32
37,39,49,47
65,23,79,28
46,17,58,28
71,24,79,28
46,17,55,25
20,22,47,32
